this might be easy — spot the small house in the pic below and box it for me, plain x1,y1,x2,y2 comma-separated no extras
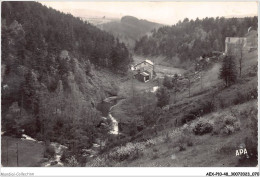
132,60,154,82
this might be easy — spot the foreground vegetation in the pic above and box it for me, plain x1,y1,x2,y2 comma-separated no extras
1,1,131,166
87,47,257,167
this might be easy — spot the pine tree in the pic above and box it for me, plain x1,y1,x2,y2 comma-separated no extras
219,55,237,87
163,75,173,89
156,86,170,108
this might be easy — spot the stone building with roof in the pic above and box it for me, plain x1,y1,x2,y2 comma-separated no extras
132,60,154,82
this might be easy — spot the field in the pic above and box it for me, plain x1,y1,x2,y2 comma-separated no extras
1,136,45,167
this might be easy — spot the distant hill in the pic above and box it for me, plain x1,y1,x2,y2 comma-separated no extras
81,17,120,26
98,16,164,49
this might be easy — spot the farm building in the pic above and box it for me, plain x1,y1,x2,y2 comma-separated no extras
225,37,247,55
132,60,154,82
225,31,258,56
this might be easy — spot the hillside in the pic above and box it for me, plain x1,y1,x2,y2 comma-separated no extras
1,1,131,166
98,16,163,49
87,45,258,167
134,17,258,67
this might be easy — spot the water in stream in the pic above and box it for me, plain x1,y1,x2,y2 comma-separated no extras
109,113,118,134
97,97,121,135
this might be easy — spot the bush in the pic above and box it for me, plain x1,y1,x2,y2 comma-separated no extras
164,132,171,143
153,147,158,152
44,145,56,158
163,75,173,89
232,87,257,105
187,140,193,147
233,121,241,131
193,120,213,135
181,98,215,125
156,87,170,108
213,114,241,135
178,144,186,151
151,152,159,159
222,125,235,135
60,149,73,163
181,113,197,124
108,142,145,162
200,100,215,114
170,133,194,151
65,155,80,167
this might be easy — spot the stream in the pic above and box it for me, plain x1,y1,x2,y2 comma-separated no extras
97,96,122,135
21,134,67,167
109,113,119,135
1,97,122,167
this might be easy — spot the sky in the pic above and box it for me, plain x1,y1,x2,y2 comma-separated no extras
41,1,258,25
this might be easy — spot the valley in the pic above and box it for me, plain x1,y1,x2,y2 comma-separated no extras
1,1,258,169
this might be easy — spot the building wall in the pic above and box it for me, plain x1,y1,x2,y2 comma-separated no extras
225,37,247,55
134,61,154,78
135,73,146,82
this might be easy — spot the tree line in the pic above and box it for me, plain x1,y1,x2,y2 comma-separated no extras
134,16,257,63
2,1,132,74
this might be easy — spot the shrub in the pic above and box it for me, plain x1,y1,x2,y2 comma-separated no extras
247,87,257,100
187,140,193,147
181,113,197,124
223,125,235,135
145,139,156,147
108,142,145,162
151,152,159,159
181,98,215,125
193,120,213,135
65,155,80,167
213,114,241,135
232,87,257,105
153,147,158,152
224,115,237,125
164,132,171,143
178,144,186,151
171,133,194,150
142,107,163,127
60,149,73,163
233,121,241,131
163,75,173,89
44,145,56,158
200,100,215,114
156,87,170,108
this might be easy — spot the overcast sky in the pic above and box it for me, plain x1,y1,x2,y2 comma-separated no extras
41,1,258,25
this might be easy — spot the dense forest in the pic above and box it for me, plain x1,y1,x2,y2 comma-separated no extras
134,16,257,63
1,1,131,165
